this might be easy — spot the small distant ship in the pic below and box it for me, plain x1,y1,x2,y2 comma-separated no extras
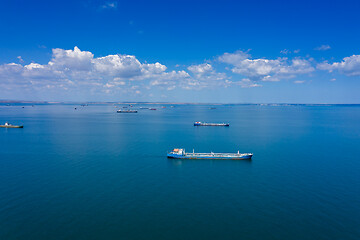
194,122,229,126
117,110,138,113
0,122,23,128
139,107,149,109
167,149,252,160
149,108,157,110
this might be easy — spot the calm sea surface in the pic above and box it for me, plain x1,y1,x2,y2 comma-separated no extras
0,104,359,240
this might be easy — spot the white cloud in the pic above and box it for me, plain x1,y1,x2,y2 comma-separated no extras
219,50,314,82
315,45,331,51
104,83,115,88
149,70,191,89
25,63,45,70
317,54,360,76
188,63,213,74
4,46,357,100
93,54,143,78
177,63,232,90
0,47,192,93
101,2,117,9
0,63,25,81
17,56,24,63
280,49,291,54
280,49,300,54
294,80,305,84
113,78,126,85
49,46,94,71
187,63,227,82
218,50,250,65
237,79,262,88
222,79,261,88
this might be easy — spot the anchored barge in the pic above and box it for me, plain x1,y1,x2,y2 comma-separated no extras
167,149,252,160
0,122,23,128
194,122,229,126
117,110,138,113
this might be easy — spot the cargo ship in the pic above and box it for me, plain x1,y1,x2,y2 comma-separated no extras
0,122,23,128
167,148,252,160
117,110,138,113
194,122,229,126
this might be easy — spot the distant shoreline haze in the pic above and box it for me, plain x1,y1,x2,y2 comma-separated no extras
1,100,360,105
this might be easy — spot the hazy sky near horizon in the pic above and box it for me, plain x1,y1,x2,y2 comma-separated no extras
1,0,360,103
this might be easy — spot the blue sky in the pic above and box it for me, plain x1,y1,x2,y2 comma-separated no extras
1,0,360,103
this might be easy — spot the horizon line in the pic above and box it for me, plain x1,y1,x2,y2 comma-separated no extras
1,100,360,105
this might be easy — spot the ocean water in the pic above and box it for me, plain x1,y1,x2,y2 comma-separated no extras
0,104,359,240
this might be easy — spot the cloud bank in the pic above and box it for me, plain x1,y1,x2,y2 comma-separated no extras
315,45,331,51
0,47,191,94
317,54,360,76
0,46,358,100
218,50,314,82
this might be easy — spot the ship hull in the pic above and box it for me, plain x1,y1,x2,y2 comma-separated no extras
0,125,23,128
117,110,138,113
167,153,252,160
194,122,229,126
194,124,229,126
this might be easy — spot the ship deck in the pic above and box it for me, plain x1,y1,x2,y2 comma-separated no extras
185,153,250,157
168,152,252,159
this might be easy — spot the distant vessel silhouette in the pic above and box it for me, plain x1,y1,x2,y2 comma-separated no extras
167,149,252,160
117,110,138,113
0,122,23,128
194,122,229,126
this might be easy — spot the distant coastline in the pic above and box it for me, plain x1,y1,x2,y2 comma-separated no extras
1,100,360,106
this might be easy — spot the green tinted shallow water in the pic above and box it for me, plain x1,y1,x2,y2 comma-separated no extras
0,104,359,240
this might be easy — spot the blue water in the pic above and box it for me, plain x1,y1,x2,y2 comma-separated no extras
0,104,359,240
